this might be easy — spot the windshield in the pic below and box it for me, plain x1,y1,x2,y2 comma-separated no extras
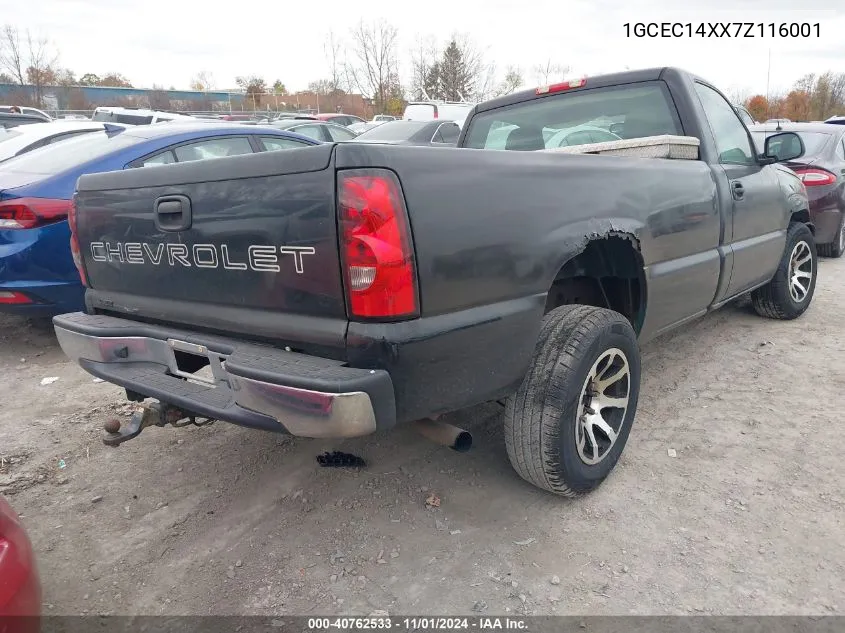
464,82,683,151
355,121,430,141
0,130,144,174
750,131,832,156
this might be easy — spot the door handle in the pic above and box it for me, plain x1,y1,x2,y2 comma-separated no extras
731,181,745,200
153,195,192,232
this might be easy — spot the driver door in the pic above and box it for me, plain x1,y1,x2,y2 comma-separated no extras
694,82,786,299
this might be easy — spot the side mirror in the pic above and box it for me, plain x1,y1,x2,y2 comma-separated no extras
762,131,805,163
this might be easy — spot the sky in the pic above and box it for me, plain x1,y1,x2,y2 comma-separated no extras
1,0,843,99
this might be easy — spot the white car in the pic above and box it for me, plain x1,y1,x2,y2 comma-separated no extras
484,124,621,150
402,101,475,128
543,125,622,148
0,121,117,163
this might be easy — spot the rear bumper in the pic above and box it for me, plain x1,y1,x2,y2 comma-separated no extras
53,312,396,438
0,219,84,317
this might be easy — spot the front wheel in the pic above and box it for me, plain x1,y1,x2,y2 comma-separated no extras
751,222,817,320
504,305,641,497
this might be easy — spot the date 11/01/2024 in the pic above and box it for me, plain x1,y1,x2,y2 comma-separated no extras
624,22,820,38
307,617,527,630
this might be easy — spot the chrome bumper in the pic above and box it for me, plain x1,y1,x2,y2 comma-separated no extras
53,313,395,438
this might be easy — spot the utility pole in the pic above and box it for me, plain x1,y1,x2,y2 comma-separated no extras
765,48,772,118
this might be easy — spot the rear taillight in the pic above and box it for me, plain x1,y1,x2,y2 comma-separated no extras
0,197,71,230
338,169,418,320
536,77,587,95
0,291,33,304
793,168,837,186
68,194,88,287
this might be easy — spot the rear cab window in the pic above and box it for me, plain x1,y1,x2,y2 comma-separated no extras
463,82,683,152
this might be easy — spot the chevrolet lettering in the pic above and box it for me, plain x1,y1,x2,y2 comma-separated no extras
89,242,316,273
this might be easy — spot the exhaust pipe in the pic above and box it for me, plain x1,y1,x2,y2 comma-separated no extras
414,418,472,452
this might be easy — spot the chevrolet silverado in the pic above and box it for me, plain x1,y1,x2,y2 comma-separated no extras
53,67,814,496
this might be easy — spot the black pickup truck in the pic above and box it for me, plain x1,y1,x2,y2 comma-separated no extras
54,67,815,497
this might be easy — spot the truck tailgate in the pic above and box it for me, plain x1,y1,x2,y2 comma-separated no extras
73,144,346,348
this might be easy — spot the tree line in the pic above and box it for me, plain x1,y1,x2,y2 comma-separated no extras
740,72,845,122
0,21,571,114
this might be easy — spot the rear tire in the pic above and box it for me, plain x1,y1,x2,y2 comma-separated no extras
817,215,845,258
751,222,817,320
504,305,641,497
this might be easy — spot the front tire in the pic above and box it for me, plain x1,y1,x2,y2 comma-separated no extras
504,305,641,497
751,222,817,320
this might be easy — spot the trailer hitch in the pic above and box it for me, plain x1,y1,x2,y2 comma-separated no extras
102,401,214,447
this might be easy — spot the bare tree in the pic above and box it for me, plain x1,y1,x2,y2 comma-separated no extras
534,58,569,85
0,24,26,86
474,62,498,102
496,66,524,97
410,35,440,100
726,86,751,105
26,32,58,107
1,25,59,107
190,70,215,92
825,72,845,118
347,20,399,113
324,30,347,93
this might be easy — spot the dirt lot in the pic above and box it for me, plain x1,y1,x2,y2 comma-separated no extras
1,259,843,618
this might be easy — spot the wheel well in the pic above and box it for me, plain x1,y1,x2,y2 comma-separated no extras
545,236,646,333
791,210,814,235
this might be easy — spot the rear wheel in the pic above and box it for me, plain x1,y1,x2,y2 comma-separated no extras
504,305,641,496
751,222,817,320
818,215,845,258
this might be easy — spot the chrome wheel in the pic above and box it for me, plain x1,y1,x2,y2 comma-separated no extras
788,240,813,303
575,348,630,466
838,223,845,254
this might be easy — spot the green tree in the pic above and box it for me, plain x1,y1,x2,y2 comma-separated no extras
236,75,267,109
438,39,473,101
422,62,441,100
272,79,287,95
79,72,101,86
98,73,132,87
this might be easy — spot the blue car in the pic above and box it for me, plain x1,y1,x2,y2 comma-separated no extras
0,122,320,316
